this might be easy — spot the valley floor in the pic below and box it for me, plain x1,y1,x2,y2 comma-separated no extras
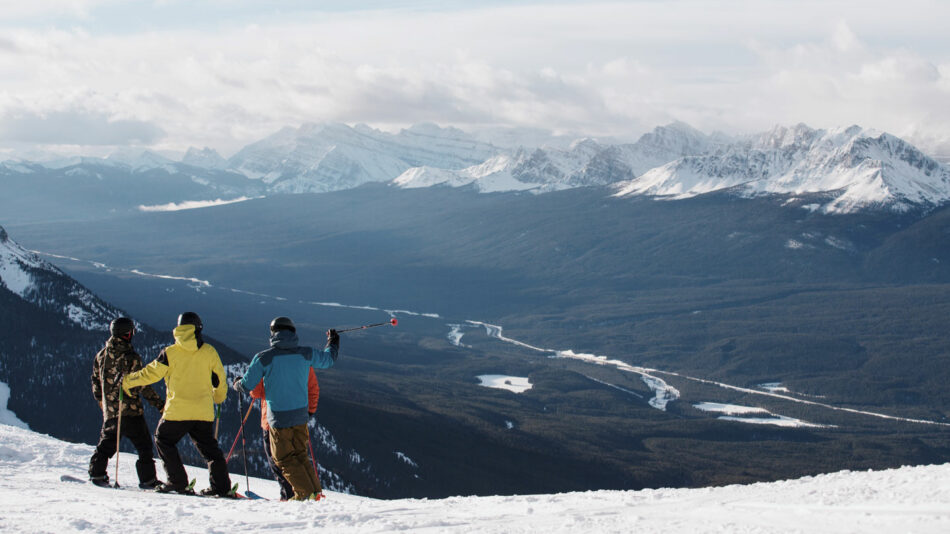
1,423,949,533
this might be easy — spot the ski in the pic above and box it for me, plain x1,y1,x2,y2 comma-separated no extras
60,474,138,491
244,490,268,500
63,474,256,500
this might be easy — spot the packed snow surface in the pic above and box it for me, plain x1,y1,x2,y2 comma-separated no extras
2,423,950,533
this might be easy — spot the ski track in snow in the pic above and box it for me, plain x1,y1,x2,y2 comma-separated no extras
3,423,950,534
32,250,950,428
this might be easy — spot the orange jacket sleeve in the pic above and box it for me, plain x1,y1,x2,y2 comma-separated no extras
249,379,265,399
308,368,320,414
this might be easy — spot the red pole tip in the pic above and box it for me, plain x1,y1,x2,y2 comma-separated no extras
390,318,398,326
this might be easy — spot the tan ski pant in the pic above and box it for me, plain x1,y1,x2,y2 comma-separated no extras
269,423,321,500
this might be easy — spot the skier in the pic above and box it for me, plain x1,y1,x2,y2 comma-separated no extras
122,312,234,497
249,365,320,501
233,316,339,501
89,317,165,488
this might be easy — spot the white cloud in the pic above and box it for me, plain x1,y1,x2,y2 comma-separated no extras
0,1,947,155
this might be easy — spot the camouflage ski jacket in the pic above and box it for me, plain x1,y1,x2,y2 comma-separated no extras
91,336,164,420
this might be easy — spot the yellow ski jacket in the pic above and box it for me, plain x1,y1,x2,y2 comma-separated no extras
123,324,227,422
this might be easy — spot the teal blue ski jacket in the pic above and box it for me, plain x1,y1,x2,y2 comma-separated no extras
240,330,338,429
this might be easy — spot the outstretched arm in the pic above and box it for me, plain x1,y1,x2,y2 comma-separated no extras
123,350,169,393
311,329,340,370
127,351,165,412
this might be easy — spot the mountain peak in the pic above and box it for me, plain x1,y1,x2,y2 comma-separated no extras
182,146,228,170
758,123,819,149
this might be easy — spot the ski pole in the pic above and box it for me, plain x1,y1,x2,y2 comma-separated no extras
214,404,221,439
238,394,250,495
335,318,398,333
225,398,257,463
114,388,124,488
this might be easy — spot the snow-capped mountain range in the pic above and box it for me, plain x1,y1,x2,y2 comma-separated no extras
3,121,949,214
615,124,950,214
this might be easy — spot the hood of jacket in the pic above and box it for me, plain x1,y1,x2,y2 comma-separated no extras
173,324,202,351
105,336,133,354
269,329,300,350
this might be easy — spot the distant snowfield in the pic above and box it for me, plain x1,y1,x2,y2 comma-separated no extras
693,402,828,429
476,375,532,394
2,423,950,533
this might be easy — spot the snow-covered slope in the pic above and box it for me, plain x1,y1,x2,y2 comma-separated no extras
0,226,116,331
614,124,950,213
2,421,949,533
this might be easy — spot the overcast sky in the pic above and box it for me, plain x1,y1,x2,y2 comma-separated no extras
0,0,948,157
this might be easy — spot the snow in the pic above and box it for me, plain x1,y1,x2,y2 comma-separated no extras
0,230,45,298
0,382,28,429
694,402,769,415
719,414,827,428
553,350,682,411
0,253,34,297
138,197,255,212
447,324,470,347
476,375,533,394
2,423,950,533
693,402,828,428
395,451,418,468
759,383,791,394
612,124,950,214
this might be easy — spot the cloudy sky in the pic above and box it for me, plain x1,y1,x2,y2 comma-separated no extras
0,0,948,157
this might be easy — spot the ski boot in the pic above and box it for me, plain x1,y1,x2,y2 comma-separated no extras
154,482,195,495
138,478,163,490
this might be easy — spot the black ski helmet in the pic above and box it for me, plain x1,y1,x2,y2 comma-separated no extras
270,316,296,333
178,311,203,332
110,317,135,339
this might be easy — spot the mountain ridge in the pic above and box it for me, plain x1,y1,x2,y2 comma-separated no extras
4,121,948,217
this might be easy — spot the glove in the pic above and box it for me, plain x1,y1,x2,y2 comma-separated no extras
120,377,132,396
327,328,339,345
232,377,246,394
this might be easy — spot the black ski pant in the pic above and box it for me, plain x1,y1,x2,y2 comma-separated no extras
155,419,231,493
88,415,158,484
262,429,294,500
